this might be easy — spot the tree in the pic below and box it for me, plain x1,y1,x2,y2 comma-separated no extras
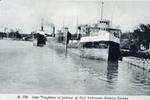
132,24,150,49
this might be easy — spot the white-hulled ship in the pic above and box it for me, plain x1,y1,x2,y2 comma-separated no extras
76,20,122,61
48,20,122,61
48,2,122,61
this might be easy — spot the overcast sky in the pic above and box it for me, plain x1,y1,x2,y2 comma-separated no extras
0,0,150,33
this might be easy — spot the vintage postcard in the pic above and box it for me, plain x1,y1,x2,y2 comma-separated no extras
0,0,150,100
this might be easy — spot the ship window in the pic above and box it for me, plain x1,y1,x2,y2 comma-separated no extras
83,42,108,48
113,32,120,38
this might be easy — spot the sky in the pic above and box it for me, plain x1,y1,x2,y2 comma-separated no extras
0,0,150,33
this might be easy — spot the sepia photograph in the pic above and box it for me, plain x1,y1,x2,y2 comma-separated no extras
0,0,150,98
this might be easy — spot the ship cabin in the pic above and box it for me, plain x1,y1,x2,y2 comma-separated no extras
79,20,121,41
78,20,121,48
78,20,122,60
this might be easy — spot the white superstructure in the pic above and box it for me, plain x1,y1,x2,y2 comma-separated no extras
79,20,121,44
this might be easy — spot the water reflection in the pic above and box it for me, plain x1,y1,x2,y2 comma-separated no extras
49,46,150,95
130,66,150,87
55,48,65,56
70,52,119,82
107,61,118,82
2,40,150,95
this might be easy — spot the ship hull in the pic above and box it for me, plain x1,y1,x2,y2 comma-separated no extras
69,48,108,60
108,42,121,61
48,38,121,61
33,34,46,47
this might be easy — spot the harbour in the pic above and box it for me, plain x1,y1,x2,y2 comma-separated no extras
0,0,150,97
0,39,150,95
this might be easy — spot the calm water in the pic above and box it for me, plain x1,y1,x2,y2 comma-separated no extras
0,39,150,95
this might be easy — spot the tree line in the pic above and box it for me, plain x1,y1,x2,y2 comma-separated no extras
0,29,33,41
121,24,150,52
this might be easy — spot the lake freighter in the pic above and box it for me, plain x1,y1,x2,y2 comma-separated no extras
48,2,122,61
48,19,122,61
76,20,122,61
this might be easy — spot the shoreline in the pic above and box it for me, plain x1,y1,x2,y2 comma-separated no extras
122,56,150,71
121,49,150,71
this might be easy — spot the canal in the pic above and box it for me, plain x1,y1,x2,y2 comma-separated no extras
0,39,150,95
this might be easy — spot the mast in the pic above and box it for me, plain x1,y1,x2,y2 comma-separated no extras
41,18,44,31
76,15,78,34
111,2,115,27
76,1,78,34
101,1,104,20
62,16,65,28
